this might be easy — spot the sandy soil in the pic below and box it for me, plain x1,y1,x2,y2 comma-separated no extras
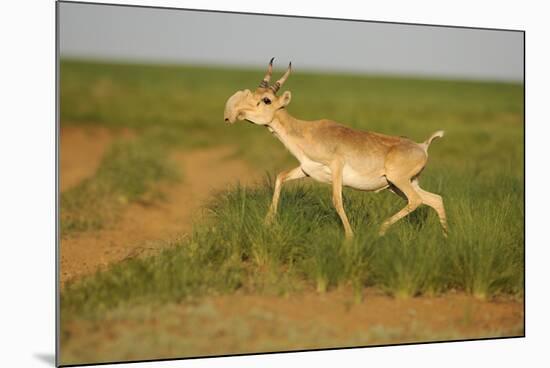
60,288,523,364
211,288,523,340
60,134,258,286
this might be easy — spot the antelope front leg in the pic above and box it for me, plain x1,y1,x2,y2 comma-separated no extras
265,166,306,223
331,162,354,239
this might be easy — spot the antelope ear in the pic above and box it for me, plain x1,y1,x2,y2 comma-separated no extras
280,91,292,107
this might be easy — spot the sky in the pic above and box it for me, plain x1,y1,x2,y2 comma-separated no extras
59,2,524,82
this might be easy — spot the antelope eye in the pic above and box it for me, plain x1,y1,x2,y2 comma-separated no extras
262,97,272,105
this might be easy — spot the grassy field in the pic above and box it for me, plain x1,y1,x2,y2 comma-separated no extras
59,59,524,364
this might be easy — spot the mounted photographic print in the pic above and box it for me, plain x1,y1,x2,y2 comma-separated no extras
57,1,525,366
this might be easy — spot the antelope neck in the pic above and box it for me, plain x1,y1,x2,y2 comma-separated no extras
267,109,306,140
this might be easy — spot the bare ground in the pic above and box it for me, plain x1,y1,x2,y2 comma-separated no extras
60,131,258,286
60,288,523,365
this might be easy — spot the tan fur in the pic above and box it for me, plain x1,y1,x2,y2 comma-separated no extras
224,60,447,238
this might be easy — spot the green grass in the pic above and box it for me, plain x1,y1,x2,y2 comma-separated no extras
60,60,523,318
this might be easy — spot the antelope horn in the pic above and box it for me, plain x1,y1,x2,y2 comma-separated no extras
259,57,275,88
270,62,292,93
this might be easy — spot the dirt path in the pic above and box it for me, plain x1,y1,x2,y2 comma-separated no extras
60,126,133,192
60,139,259,286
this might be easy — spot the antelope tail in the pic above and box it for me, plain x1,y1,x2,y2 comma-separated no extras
421,130,445,151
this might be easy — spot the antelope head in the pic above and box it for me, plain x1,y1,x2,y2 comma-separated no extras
224,58,292,125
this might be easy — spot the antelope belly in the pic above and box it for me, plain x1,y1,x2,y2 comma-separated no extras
342,166,388,191
301,161,332,184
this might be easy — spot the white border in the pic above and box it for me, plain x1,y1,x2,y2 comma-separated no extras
1,1,548,367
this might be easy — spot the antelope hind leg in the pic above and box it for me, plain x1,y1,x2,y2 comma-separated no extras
379,178,423,236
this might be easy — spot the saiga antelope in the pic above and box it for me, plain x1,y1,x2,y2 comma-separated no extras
223,59,448,239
